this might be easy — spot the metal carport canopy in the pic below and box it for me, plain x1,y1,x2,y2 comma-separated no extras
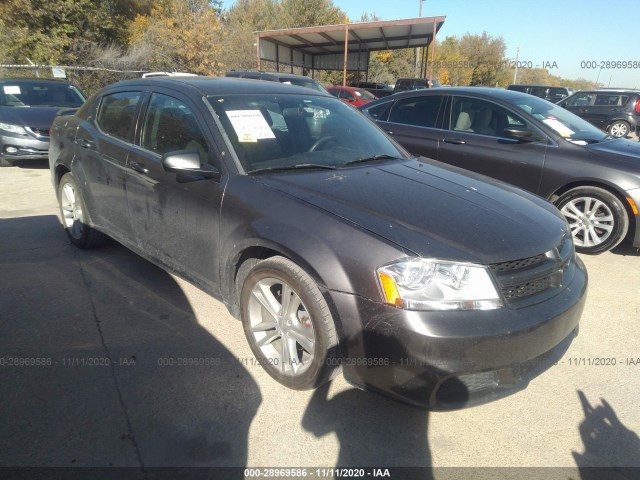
255,16,446,84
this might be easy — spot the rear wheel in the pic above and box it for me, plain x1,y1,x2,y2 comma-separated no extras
239,256,339,390
608,121,630,138
57,173,108,248
556,187,628,254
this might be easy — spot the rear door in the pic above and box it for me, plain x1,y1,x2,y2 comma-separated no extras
74,90,143,240
373,94,445,161
125,88,226,292
590,93,630,128
437,95,549,194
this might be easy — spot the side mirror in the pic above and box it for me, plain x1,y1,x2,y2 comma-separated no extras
504,127,541,142
162,151,219,179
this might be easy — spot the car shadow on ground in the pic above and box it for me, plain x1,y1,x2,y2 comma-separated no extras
7,158,49,169
0,215,261,472
610,243,640,257
572,390,640,480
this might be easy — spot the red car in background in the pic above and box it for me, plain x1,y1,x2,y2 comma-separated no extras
327,86,376,107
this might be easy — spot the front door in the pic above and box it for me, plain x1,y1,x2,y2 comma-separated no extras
437,95,549,195
125,90,226,292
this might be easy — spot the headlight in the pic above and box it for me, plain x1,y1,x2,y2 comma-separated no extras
377,259,503,311
0,122,28,135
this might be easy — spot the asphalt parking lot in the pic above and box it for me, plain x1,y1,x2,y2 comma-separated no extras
1,159,639,479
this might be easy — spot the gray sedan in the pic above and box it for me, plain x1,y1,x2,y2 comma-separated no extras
360,87,640,254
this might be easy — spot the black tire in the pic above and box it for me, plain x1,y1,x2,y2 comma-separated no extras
608,120,630,138
0,155,12,167
57,173,108,248
239,256,339,390
555,187,629,254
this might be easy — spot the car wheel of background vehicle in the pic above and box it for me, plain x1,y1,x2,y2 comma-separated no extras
608,121,630,138
0,155,12,167
556,187,628,254
239,256,339,390
57,173,108,248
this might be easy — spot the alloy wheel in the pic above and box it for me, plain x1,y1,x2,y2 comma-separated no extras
560,196,614,247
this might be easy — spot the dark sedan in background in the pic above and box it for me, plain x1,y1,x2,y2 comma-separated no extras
360,87,640,254
49,77,586,408
0,78,86,167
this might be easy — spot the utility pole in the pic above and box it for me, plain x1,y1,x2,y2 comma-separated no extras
416,0,425,77
513,47,520,84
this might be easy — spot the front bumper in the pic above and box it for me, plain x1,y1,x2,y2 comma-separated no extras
626,188,640,248
330,256,588,409
0,132,50,161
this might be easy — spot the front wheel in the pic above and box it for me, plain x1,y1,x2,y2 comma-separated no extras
608,121,630,138
556,187,629,254
239,256,339,390
57,173,108,248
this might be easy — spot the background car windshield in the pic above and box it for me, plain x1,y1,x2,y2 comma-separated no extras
355,89,376,100
513,95,606,141
207,94,406,172
279,78,327,93
0,82,85,108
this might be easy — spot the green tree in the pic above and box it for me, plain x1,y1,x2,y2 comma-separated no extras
278,0,345,28
0,0,127,64
129,0,224,75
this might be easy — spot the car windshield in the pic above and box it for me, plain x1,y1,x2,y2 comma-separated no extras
355,89,376,100
512,95,608,143
207,93,407,173
0,81,85,108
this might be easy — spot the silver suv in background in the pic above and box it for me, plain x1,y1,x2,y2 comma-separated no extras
1,78,86,167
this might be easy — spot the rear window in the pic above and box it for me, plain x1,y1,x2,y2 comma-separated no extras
389,96,444,128
96,91,142,142
594,94,629,106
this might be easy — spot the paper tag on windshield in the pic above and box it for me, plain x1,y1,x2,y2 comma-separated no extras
3,86,21,95
543,118,574,138
226,110,276,143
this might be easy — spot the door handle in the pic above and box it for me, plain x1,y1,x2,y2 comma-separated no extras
129,161,149,174
75,139,95,149
443,138,466,145
385,130,394,135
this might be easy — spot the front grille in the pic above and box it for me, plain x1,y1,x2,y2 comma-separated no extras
489,253,547,273
501,275,555,300
490,235,572,305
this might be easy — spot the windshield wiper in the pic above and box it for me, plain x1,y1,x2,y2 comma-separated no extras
247,163,337,174
340,154,402,167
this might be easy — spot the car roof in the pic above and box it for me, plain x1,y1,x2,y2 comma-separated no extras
380,86,526,101
0,77,78,85
578,88,640,93
103,76,332,97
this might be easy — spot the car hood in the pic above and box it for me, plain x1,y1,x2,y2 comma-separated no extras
256,158,568,264
0,106,61,129
586,138,640,164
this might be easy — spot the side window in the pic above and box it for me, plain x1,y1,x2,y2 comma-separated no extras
567,93,594,107
388,96,443,128
141,93,209,165
448,97,528,138
96,91,142,142
594,94,628,106
328,89,340,99
364,101,392,121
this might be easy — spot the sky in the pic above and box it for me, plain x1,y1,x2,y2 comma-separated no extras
221,0,639,88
